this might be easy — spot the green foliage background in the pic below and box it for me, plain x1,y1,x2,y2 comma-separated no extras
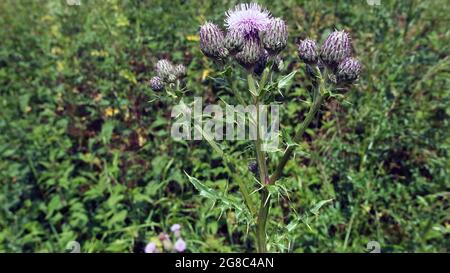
0,0,448,252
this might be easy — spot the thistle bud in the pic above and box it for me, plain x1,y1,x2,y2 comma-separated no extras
248,161,258,176
262,18,288,55
297,39,318,64
155,59,175,81
234,37,262,69
167,74,177,83
336,57,362,83
320,30,352,68
199,22,229,60
174,64,186,78
224,28,245,55
149,76,164,91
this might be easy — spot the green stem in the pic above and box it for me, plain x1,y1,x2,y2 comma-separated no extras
248,74,269,184
224,159,256,215
196,124,256,214
254,93,270,252
270,78,325,183
248,73,270,252
255,73,326,251
256,188,269,252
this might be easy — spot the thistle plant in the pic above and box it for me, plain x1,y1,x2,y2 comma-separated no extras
150,59,187,101
193,3,362,252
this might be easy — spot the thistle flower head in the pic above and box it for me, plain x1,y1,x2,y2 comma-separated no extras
224,28,245,54
200,22,228,60
225,3,272,36
144,242,157,253
171,223,182,238
174,64,186,78
320,30,352,67
149,76,164,91
167,74,177,83
234,36,263,70
297,39,318,64
262,18,288,55
174,238,186,252
248,161,258,176
170,224,181,232
155,59,174,80
336,57,362,83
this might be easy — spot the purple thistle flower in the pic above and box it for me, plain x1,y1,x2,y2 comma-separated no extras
262,18,288,55
174,238,186,252
336,57,362,83
174,64,186,78
224,28,245,55
144,242,157,253
225,3,272,36
171,224,182,238
171,224,181,232
298,39,318,64
199,22,228,60
234,36,263,70
155,59,175,81
149,76,164,91
247,160,259,176
320,30,352,68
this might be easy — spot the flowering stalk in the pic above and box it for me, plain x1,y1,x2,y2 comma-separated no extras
251,75,269,252
270,67,325,183
224,156,257,215
248,72,271,253
256,188,270,252
196,3,362,253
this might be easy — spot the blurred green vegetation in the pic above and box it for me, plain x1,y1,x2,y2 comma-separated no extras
0,0,448,252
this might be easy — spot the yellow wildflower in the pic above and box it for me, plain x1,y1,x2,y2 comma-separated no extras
104,107,119,117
